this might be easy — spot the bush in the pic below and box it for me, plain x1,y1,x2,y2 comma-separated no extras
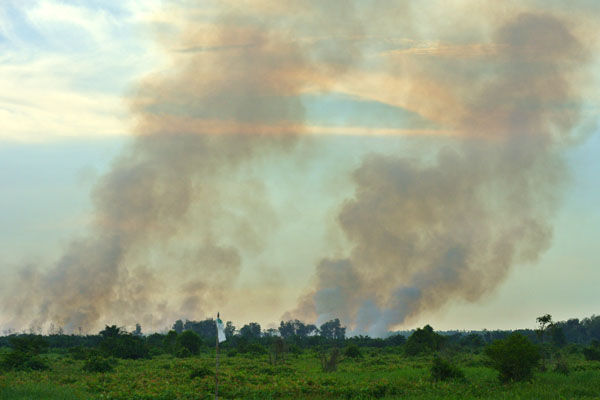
484,333,540,383
431,356,465,382
82,356,115,373
344,345,362,359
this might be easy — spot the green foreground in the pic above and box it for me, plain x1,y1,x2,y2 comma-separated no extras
1,350,599,399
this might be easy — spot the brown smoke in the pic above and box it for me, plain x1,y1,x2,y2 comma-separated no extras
1,2,316,332
291,11,592,335
1,2,594,334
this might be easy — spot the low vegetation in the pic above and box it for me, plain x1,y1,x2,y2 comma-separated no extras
0,314,599,398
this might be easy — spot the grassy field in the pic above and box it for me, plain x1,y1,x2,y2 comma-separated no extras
1,349,600,399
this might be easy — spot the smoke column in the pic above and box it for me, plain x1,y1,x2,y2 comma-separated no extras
291,11,593,336
1,1,595,334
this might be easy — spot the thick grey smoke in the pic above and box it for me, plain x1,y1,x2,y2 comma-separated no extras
291,12,592,336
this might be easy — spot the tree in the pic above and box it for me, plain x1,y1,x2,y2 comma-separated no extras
163,330,178,353
484,333,540,383
551,326,567,347
279,321,295,338
319,319,346,340
225,321,236,339
240,322,261,340
100,325,123,339
173,320,184,334
177,330,202,355
385,334,406,347
133,323,142,336
184,319,217,339
405,325,444,356
536,314,553,344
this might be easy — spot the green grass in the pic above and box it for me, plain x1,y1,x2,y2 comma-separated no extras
1,350,599,399
0,382,91,399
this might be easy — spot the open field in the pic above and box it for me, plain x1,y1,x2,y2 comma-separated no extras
2,349,600,399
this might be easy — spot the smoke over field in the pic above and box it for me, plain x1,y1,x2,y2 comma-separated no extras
1,1,595,335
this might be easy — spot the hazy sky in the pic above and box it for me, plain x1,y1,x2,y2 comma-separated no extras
1,0,599,334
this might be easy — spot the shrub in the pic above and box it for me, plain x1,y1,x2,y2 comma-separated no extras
82,356,115,373
344,345,362,359
484,333,540,383
430,356,465,382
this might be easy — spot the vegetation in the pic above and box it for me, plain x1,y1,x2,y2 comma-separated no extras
1,314,600,398
430,355,465,382
583,341,600,361
404,325,444,356
484,333,541,383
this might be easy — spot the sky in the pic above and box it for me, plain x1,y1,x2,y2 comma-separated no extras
0,0,599,335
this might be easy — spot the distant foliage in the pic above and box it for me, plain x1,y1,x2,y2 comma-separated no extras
385,334,406,347
1,336,49,371
69,346,100,360
583,341,600,361
430,356,465,382
485,333,540,383
177,331,202,355
319,319,346,341
1,351,49,371
240,323,262,340
405,325,445,356
279,320,318,338
82,356,115,373
99,325,149,360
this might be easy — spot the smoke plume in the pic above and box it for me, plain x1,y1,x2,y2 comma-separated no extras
1,1,595,335
291,11,592,336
